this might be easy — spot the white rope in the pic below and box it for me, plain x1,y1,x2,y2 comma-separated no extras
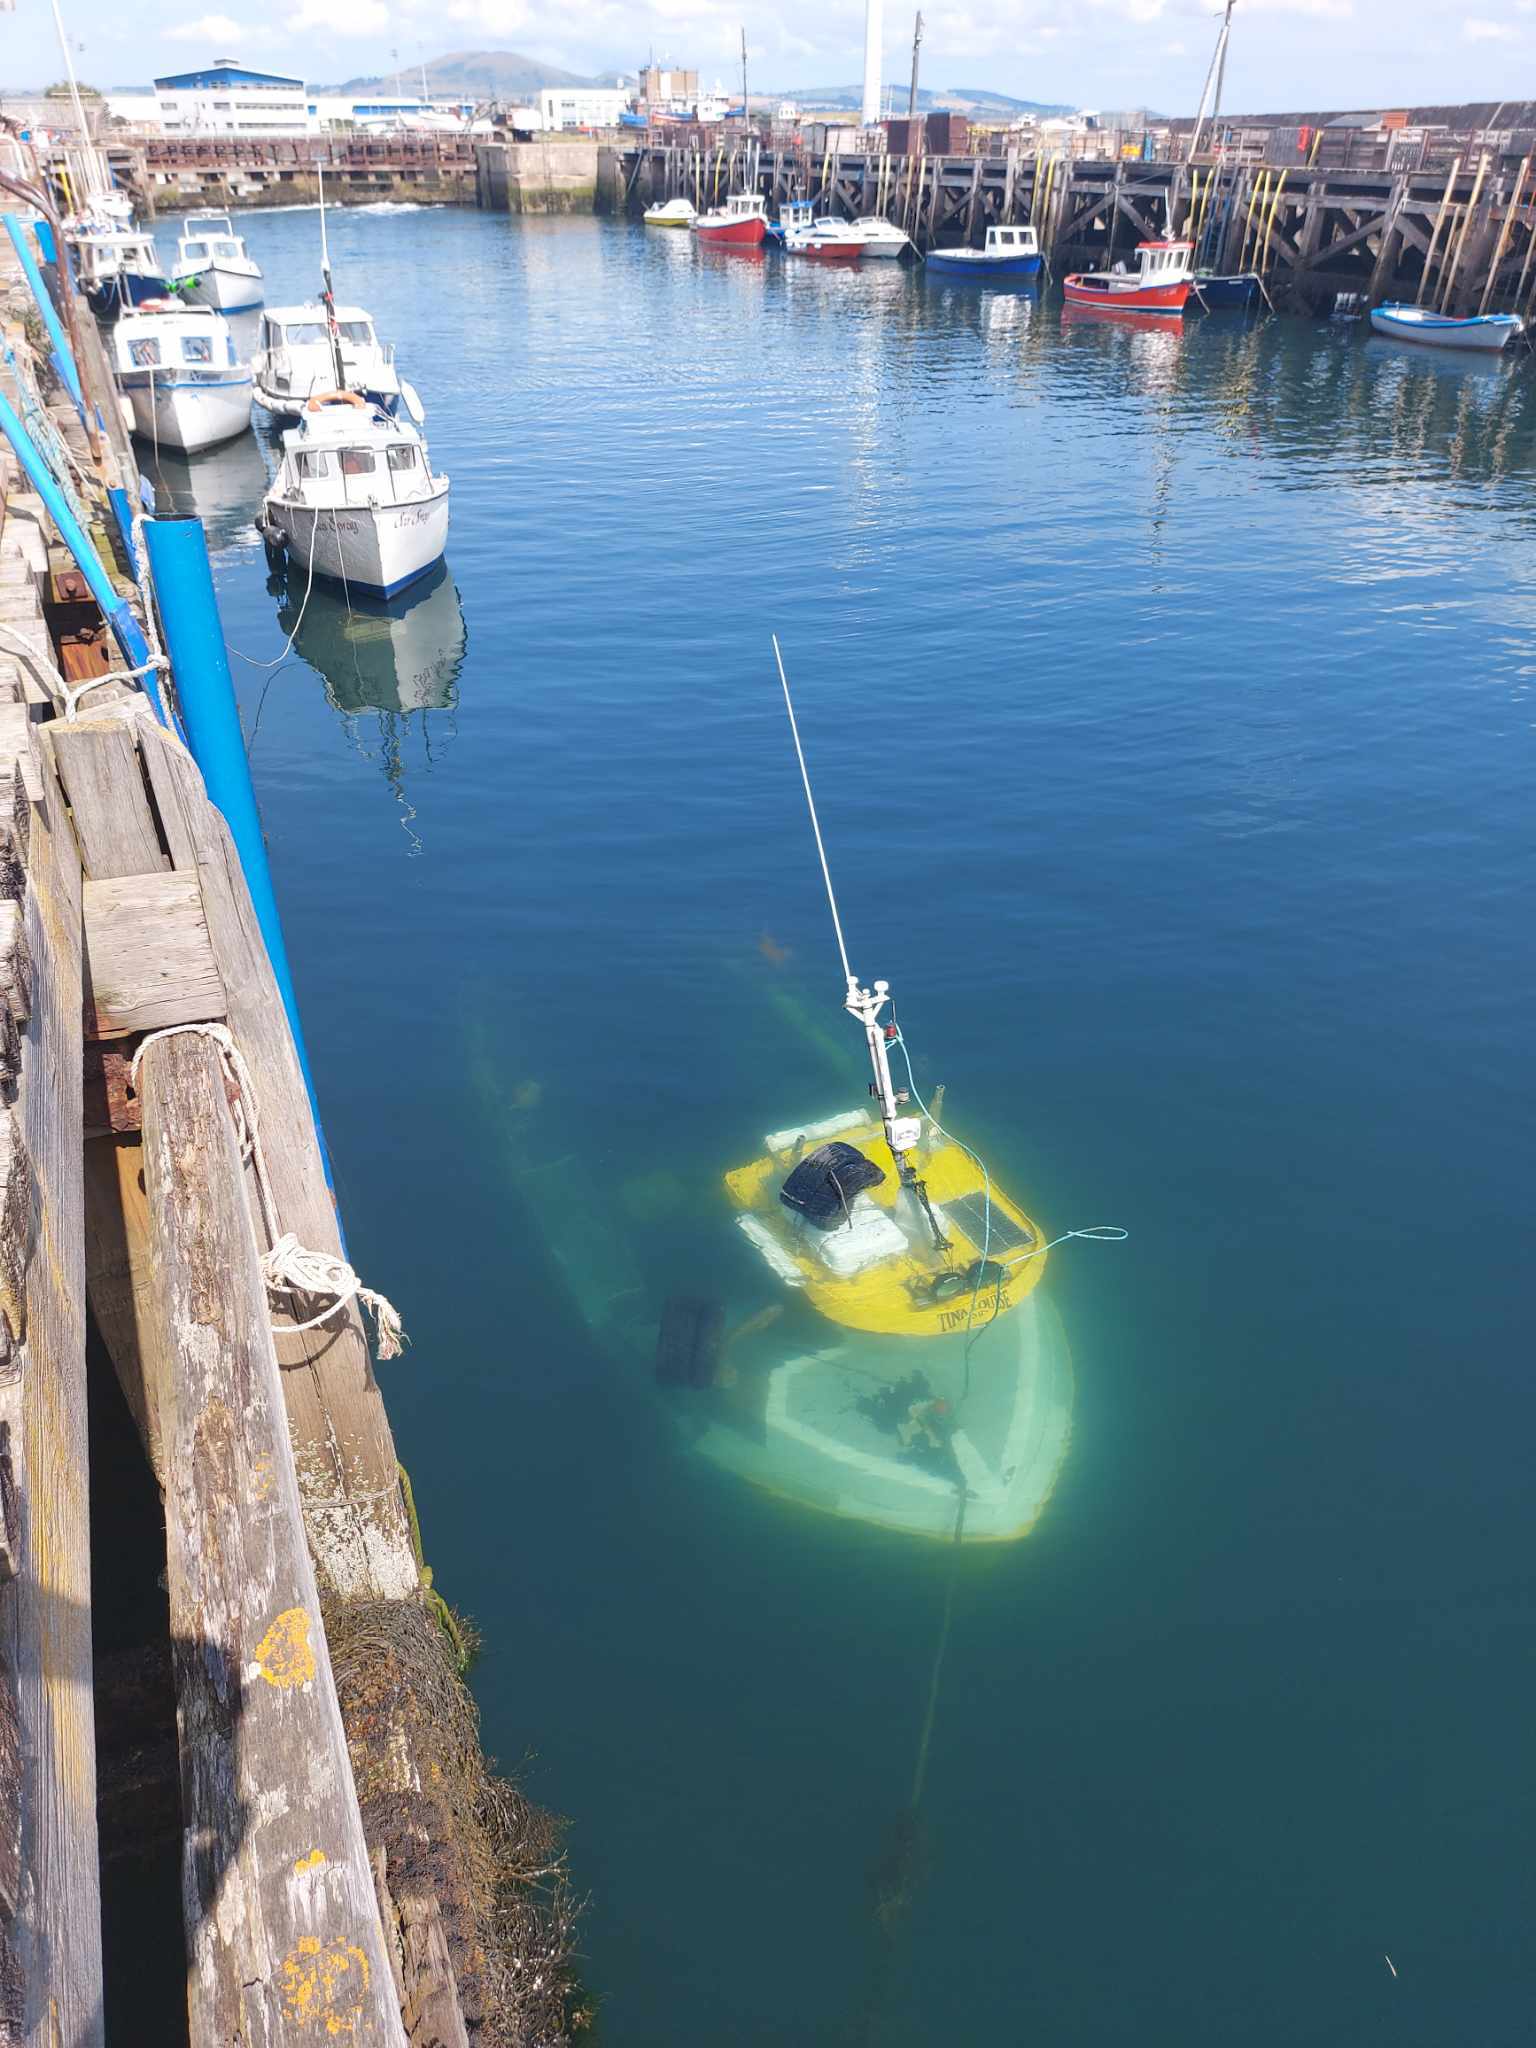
129,1021,407,1360
772,634,855,989
61,655,170,721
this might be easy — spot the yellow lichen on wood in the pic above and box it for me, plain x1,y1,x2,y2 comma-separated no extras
278,1933,371,2033
253,1605,317,1689
294,1848,329,1874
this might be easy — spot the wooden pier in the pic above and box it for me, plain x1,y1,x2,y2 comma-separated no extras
613,140,1536,313
0,208,577,2042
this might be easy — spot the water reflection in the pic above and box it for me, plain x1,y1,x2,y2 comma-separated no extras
141,433,270,550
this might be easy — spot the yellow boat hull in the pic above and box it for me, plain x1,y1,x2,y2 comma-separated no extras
725,1115,1047,1338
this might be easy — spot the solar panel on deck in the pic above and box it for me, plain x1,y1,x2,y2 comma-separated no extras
946,1193,1034,1254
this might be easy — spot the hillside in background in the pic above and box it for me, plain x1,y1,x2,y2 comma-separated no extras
326,49,609,98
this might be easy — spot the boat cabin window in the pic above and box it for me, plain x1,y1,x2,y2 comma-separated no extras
128,338,162,367
211,240,241,261
997,230,1014,246
296,452,331,479
181,334,213,365
387,445,418,474
338,320,375,345
284,321,330,345
340,449,376,477
182,240,208,262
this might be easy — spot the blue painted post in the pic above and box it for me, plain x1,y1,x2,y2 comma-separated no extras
2,213,84,413
0,385,169,710
140,516,332,1164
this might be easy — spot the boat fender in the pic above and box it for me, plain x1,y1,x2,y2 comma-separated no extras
306,389,366,411
400,379,426,426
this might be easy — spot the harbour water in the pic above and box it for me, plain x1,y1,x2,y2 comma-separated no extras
155,206,1534,2044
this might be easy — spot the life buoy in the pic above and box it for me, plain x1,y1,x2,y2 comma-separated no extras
306,389,365,412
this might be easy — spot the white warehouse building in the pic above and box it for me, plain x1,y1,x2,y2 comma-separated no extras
537,87,631,130
153,62,309,139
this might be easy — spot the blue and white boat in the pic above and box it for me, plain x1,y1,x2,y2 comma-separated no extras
925,222,1041,280
68,225,168,317
110,302,253,452
171,213,264,313
1369,302,1523,353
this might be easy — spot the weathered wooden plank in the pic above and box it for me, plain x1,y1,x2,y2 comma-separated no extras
137,725,418,1601
83,869,225,1038
50,720,167,881
0,699,102,2045
137,1032,405,2046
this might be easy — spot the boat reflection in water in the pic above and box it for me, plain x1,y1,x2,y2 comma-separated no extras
141,433,271,551
1059,303,1186,340
270,561,466,838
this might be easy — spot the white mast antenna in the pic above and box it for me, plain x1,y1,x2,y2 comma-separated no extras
771,637,947,1245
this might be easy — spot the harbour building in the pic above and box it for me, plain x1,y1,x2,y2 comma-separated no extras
153,62,309,139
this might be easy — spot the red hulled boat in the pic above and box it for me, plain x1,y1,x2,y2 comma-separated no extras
693,192,769,247
1063,239,1194,314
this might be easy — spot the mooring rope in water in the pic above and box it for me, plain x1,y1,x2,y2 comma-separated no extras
130,1021,407,1358
910,1489,968,1810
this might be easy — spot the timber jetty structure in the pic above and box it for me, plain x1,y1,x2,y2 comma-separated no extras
611,133,1536,313
0,189,575,2041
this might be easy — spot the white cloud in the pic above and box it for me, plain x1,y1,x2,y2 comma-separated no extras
162,11,247,38
1464,13,1517,32
286,0,388,24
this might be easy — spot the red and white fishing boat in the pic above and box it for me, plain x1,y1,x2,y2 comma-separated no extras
1063,239,1194,314
693,192,769,247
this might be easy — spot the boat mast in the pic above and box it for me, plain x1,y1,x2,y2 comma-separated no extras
47,0,97,198
771,637,949,1250
1186,0,1236,164
316,163,347,392
908,11,923,119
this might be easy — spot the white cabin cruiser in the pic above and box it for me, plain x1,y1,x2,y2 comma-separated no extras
171,213,264,312
259,393,449,600
252,303,418,423
110,302,253,453
850,216,913,259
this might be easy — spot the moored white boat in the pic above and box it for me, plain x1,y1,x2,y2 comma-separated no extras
850,216,913,259
643,196,697,228
171,213,264,312
259,394,449,600
1368,302,1523,353
110,301,253,452
775,200,864,261
252,302,416,421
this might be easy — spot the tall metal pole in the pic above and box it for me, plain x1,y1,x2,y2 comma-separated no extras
46,0,94,176
741,27,749,130
908,11,924,120
862,0,885,128
1186,0,1235,164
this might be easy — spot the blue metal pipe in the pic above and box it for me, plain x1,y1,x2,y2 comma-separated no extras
0,385,165,705
141,516,333,1171
2,213,83,414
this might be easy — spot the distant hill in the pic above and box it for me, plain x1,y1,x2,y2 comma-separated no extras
782,84,1074,117
326,49,609,99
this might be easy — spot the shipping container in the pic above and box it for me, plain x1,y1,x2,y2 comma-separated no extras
883,118,920,154
925,112,969,154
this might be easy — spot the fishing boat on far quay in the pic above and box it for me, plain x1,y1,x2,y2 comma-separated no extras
926,223,1041,279
170,212,264,312
643,196,696,228
1368,303,1523,353
1064,239,1194,313
692,192,769,246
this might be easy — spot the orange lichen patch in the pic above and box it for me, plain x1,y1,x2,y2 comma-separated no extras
253,1605,317,1689
294,1848,328,1874
249,1451,277,1502
278,1933,370,2033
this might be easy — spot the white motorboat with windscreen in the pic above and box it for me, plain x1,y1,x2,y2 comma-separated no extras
252,302,417,421
171,213,264,311
110,301,253,452
258,393,449,600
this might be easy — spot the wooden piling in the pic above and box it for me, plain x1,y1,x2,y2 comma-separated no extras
137,1031,405,2046
1480,154,1531,312
0,692,102,2044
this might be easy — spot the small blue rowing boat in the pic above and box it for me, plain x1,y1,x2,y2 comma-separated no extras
1369,303,1523,353
926,223,1041,280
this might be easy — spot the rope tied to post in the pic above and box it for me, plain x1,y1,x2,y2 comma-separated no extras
130,1021,407,1360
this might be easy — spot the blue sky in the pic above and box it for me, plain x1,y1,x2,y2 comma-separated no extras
4,0,1528,110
